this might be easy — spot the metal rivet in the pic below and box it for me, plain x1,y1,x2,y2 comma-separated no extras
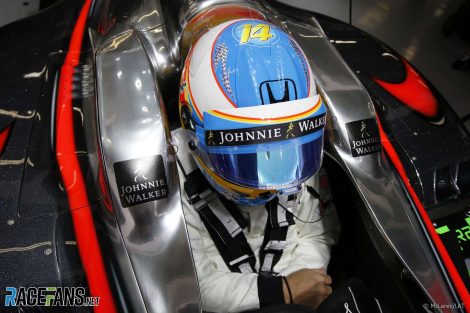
44,249,52,255
7,219,14,226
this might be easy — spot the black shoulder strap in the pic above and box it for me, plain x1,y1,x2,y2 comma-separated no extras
197,198,256,273
259,198,295,274
178,158,257,273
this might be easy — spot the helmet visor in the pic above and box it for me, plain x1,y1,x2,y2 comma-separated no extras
189,95,326,190
200,137,323,189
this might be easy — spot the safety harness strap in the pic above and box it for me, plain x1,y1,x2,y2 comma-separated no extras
260,198,295,274
183,167,211,204
197,200,257,273
178,155,294,274
177,150,257,273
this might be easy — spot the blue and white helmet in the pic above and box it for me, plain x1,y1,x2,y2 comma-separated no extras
179,19,326,205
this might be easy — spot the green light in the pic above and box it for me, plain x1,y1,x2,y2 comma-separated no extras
436,225,450,234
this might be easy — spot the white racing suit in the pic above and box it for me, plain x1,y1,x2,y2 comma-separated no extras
173,129,341,313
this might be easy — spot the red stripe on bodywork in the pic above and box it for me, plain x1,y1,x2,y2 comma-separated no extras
377,116,470,310
55,1,117,312
0,125,12,157
374,60,439,118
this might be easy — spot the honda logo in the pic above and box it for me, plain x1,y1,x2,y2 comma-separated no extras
259,79,297,104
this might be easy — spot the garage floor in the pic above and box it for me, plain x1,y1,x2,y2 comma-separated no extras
1,0,469,130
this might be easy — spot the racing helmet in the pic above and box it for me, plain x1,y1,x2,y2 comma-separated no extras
179,18,327,205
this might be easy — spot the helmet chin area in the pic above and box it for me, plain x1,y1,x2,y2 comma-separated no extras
195,156,278,206
197,152,305,207
179,128,315,206
278,186,303,211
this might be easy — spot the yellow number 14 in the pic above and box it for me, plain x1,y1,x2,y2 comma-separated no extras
240,24,273,44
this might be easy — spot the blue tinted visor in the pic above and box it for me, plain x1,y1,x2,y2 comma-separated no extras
189,96,327,190
204,135,324,189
